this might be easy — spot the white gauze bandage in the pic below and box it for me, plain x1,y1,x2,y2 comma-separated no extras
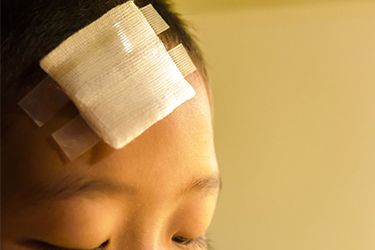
39,1,196,150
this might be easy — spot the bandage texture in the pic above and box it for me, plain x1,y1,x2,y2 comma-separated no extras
168,44,197,78
40,1,196,149
140,4,169,35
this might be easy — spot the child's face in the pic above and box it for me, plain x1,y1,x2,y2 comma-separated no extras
1,71,219,249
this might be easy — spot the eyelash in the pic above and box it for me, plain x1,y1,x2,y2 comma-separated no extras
38,235,206,250
172,235,207,249
38,241,107,250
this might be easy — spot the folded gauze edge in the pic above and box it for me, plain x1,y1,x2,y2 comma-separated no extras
35,1,197,157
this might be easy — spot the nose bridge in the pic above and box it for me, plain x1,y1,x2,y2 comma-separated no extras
132,223,162,249
116,224,167,250
115,205,172,250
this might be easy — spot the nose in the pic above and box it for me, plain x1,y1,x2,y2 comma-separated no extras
113,217,175,250
114,232,174,250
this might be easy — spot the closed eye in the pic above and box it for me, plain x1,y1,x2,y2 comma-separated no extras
172,235,207,249
22,240,108,250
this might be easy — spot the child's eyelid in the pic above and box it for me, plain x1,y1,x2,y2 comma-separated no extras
173,234,207,249
35,240,108,250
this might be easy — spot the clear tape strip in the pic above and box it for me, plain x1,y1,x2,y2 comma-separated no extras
168,44,197,77
52,115,101,160
140,4,169,35
18,77,70,127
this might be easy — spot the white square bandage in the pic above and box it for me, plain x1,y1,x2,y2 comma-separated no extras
40,1,196,149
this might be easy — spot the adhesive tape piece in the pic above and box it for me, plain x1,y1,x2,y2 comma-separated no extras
52,115,101,160
168,44,197,77
140,4,169,35
40,1,196,149
18,77,70,127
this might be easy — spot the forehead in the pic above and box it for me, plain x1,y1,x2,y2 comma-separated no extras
2,71,217,202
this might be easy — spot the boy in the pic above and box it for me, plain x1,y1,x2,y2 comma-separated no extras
1,0,220,249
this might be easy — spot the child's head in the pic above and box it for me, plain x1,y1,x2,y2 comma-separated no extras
1,1,220,249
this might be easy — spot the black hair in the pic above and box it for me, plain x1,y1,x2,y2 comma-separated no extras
1,0,210,110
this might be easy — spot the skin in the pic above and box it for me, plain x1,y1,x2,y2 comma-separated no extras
1,71,220,250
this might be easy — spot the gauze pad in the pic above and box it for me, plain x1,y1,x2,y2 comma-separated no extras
51,43,197,160
40,1,196,149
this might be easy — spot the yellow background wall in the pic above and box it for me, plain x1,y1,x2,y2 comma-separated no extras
173,0,375,249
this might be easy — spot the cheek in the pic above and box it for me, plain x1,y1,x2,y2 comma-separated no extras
23,199,119,249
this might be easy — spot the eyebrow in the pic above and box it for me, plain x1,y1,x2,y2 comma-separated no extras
27,173,221,202
180,173,221,196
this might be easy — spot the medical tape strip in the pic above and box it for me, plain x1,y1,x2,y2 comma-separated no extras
52,116,101,160
168,44,197,77
18,3,169,128
37,1,197,159
52,43,196,160
140,4,169,35
18,77,70,127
